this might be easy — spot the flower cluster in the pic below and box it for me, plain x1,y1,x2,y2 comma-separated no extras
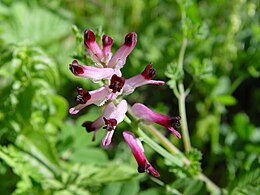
69,29,181,177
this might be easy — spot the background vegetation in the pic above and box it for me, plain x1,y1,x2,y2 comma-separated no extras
0,0,259,194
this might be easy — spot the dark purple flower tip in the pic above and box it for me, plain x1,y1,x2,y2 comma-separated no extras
84,29,96,46
169,116,181,127
76,87,91,104
69,60,84,75
102,35,113,47
103,117,117,131
124,32,137,47
141,64,156,80
138,163,160,177
82,121,95,132
109,74,125,93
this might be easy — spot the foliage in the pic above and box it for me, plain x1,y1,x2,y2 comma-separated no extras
0,0,259,194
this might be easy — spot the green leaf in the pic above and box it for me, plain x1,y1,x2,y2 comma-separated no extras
17,130,60,169
138,188,160,195
215,95,237,106
1,2,70,46
120,180,140,195
101,182,122,195
184,179,204,195
69,147,108,164
233,113,255,140
228,168,260,195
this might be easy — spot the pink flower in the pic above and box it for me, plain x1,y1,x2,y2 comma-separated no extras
82,102,116,141
107,32,137,69
123,131,160,177
82,100,128,147
102,100,128,147
132,103,181,138
123,64,165,95
84,30,137,70
84,29,103,67
102,35,113,64
69,60,121,82
69,85,111,115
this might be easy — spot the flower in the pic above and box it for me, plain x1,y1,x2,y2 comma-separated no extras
102,35,113,64
82,100,128,147
107,32,137,69
69,60,121,82
131,103,181,138
83,29,137,69
102,99,127,147
109,74,125,93
82,102,116,141
83,29,103,67
123,64,165,95
123,131,160,177
69,85,111,114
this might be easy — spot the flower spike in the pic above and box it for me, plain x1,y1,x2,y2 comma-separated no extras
123,64,165,95
69,29,181,177
123,131,160,177
132,103,181,138
107,32,137,69
69,60,121,82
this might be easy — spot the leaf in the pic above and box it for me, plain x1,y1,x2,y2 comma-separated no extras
120,180,140,195
184,179,204,195
69,147,108,164
101,182,122,195
138,188,160,195
1,2,70,46
228,168,260,195
75,163,138,186
215,95,237,106
17,130,60,169
233,112,255,140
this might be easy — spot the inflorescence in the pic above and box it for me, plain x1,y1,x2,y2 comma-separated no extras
69,29,181,177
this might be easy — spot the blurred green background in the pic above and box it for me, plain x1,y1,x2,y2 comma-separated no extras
0,0,259,194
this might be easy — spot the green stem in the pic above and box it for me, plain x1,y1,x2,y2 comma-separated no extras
176,36,191,151
178,82,191,151
177,37,187,71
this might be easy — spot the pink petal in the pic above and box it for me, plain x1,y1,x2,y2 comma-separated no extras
123,131,160,177
102,130,115,147
132,103,181,138
84,29,103,66
124,75,165,95
107,32,137,69
102,35,113,64
69,85,111,115
101,100,128,147
109,99,128,123
82,102,116,132
69,60,122,82
123,64,164,95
